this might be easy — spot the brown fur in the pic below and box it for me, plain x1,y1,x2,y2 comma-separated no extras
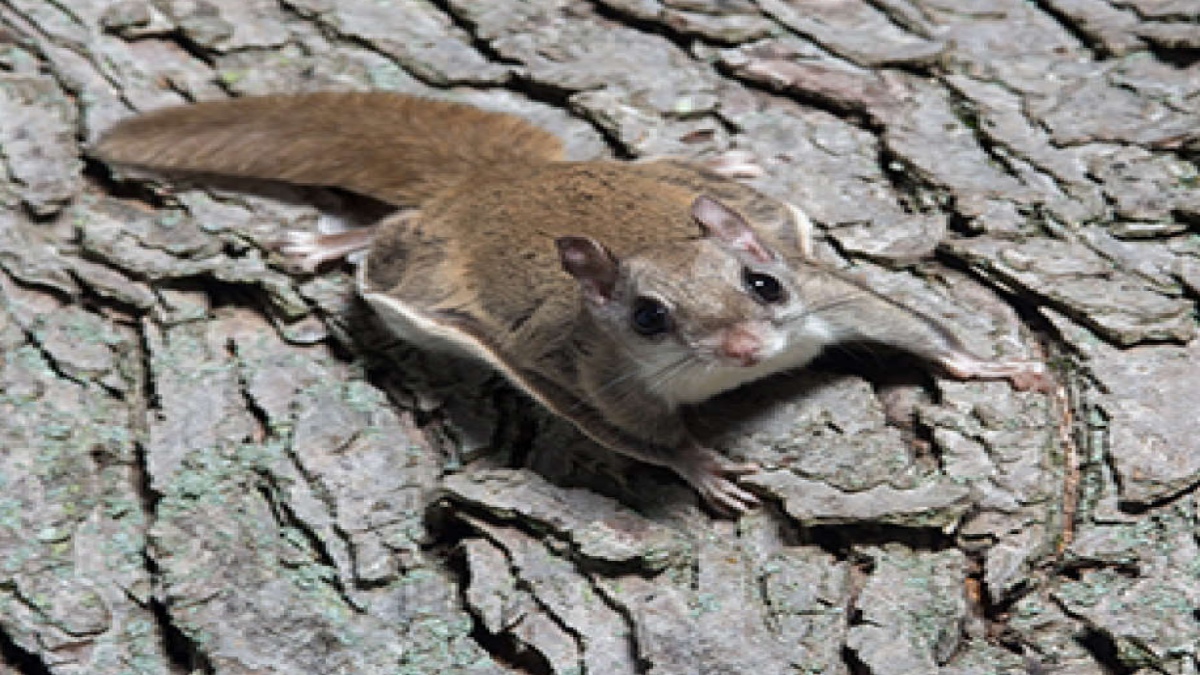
95,92,563,206
96,92,1046,515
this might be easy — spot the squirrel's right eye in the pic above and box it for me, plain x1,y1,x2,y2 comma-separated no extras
631,298,671,337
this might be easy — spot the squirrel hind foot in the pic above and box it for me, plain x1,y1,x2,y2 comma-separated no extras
701,150,765,180
268,227,378,273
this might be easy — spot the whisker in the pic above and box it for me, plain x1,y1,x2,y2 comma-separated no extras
607,351,696,409
563,341,688,414
644,354,697,398
789,291,873,324
592,366,648,400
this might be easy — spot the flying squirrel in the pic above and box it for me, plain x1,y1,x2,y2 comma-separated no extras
94,92,1047,515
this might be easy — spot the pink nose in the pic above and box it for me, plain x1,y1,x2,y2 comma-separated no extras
720,328,762,366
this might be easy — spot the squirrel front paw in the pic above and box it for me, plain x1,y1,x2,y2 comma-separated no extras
677,449,761,516
940,352,1053,393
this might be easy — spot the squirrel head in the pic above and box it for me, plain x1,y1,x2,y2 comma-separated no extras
557,196,835,407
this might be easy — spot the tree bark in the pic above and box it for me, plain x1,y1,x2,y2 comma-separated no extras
1,0,1198,673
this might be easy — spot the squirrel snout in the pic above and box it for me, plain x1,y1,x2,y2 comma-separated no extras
719,326,764,367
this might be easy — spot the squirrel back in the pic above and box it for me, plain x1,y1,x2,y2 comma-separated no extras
93,92,564,206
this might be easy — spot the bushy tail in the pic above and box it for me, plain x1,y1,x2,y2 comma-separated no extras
94,92,564,206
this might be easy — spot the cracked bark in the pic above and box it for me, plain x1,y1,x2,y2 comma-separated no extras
1,0,1198,673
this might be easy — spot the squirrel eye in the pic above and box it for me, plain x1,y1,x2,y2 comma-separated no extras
745,269,785,304
630,297,671,337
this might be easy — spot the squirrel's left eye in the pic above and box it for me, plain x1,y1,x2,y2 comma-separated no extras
631,297,672,337
745,269,784,304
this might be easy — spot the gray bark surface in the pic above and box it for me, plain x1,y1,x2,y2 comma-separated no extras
1,1,1198,673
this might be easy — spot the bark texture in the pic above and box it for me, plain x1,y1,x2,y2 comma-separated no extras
1,1,1198,673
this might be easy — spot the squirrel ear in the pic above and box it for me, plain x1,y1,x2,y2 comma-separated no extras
556,236,619,302
691,195,773,263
